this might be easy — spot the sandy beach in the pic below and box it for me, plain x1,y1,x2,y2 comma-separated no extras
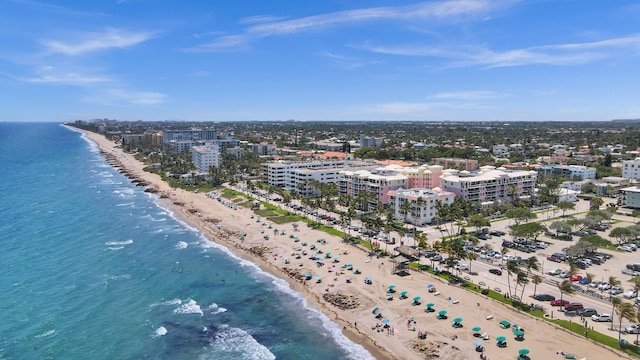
78,127,631,360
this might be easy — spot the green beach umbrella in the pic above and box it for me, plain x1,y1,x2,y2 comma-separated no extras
388,285,396,289
438,310,447,315
514,330,524,336
426,303,434,307
453,317,463,323
519,349,530,355
413,296,421,301
496,336,506,342
400,291,408,295
472,327,481,332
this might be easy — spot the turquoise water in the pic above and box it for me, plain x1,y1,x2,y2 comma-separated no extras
0,123,373,360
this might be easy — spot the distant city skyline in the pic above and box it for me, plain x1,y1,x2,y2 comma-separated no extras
1,0,640,122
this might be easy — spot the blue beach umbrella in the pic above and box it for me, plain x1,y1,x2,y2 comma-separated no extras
474,341,483,347
382,319,390,324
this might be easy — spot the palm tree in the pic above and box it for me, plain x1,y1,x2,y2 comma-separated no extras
636,307,640,345
531,274,543,297
516,271,529,302
467,251,477,273
609,276,622,329
505,260,520,298
400,199,412,231
558,280,575,306
609,297,622,331
520,257,540,300
585,272,595,285
615,302,636,340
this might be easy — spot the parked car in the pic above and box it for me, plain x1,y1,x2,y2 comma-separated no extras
534,294,556,301
618,245,633,252
551,299,570,307
559,271,570,278
547,255,562,263
623,290,638,299
625,324,640,334
578,277,591,285
548,268,561,276
570,274,583,282
489,268,502,276
589,281,602,288
598,283,612,291
565,302,584,311
621,269,640,276
490,230,506,236
610,286,624,295
576,308,598,317
592,313,612,322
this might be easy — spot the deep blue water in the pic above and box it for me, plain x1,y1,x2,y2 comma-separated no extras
0,123,373,360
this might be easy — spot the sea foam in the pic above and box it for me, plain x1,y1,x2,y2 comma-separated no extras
210,325,276,360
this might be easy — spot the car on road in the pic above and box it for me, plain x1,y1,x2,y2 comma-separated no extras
490,230,506,236
626,324,640,334
609,286,624,295
565,302,584,311
624,290,638,299
489,268,502,276
576,308,598,317
534,294,556,301
551,299,569,307
592,313,612,322
570,274,583,282
548,268,561,276
618,245,633,252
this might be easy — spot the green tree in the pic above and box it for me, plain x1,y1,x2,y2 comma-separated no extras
531,274,543,297
615,302,636,340
558,280,575,305
610,227,632,245
468,214,490,233
505,207,536,226
556,201,576,217
589,197,604,210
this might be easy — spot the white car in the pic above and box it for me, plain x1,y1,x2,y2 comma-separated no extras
589,281,602,288
609,286,624,295
559,271,570,278
548,268,561,276
592,313,612,322
618,245,633,252
622,269,640,276
623,290,638,299
626,324,640,334
598,283,611,291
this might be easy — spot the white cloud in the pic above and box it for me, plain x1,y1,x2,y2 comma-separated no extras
359,34,640,68
192,0,510,51
43,28,156,56
20,65,111,85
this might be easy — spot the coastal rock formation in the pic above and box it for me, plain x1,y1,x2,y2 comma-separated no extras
248,246,271,258
410,340,441,359
322,292,359,310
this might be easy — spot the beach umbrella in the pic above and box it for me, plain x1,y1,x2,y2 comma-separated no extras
372,307,380,315
438,310,447,315
426,303,435,308
518,349,530,355
514,330,524,336
474,341,483,347
453,317,463,323
496,336,506,342
388,285,396,289
472,327,481,332
427,284,434,289
413,296,421,302
400,291,408,296
382,319,390,324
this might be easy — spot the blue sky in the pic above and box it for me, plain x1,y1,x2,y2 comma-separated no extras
1,0,640,122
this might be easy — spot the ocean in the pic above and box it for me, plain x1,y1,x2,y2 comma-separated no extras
0,123,373,360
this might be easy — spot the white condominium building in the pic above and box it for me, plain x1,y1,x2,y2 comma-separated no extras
536,164,596,180
264,160,375,196
387,188,455,225
622,158,640,180
440,166,537,202
191,145,220,174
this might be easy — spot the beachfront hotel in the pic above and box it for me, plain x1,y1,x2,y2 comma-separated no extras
387,188,455,225
439,166,537,202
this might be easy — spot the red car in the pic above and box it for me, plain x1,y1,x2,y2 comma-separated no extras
570,274,583,281
551,299,569,307
547,256,562,263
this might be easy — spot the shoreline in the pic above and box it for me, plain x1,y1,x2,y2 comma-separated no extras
73,126,631,360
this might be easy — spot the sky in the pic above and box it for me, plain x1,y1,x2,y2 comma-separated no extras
1,0,640,123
